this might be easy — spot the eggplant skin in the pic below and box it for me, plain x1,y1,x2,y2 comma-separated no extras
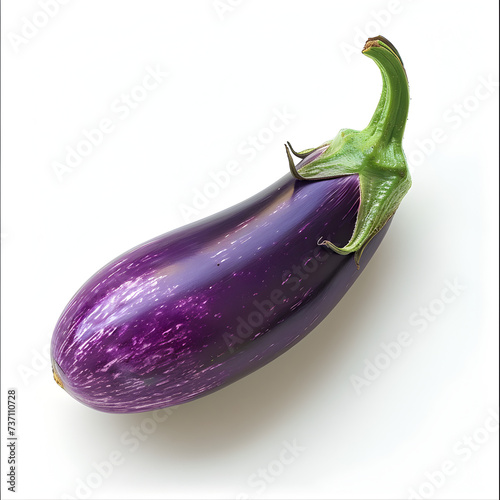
51,172,390,413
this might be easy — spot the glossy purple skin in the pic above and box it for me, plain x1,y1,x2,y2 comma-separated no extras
51,162,390,413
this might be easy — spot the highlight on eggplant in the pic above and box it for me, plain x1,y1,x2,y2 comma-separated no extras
51,36,411,413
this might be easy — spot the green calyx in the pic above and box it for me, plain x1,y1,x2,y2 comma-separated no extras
286,36,411,268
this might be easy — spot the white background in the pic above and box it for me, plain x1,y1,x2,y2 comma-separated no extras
1,1,499,499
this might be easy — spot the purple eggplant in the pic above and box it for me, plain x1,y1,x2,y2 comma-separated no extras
51,36,411,413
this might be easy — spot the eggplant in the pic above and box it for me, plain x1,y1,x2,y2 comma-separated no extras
51,36,411,413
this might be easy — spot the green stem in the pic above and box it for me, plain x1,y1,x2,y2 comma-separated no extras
285,36,412,267
362,37,410,146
